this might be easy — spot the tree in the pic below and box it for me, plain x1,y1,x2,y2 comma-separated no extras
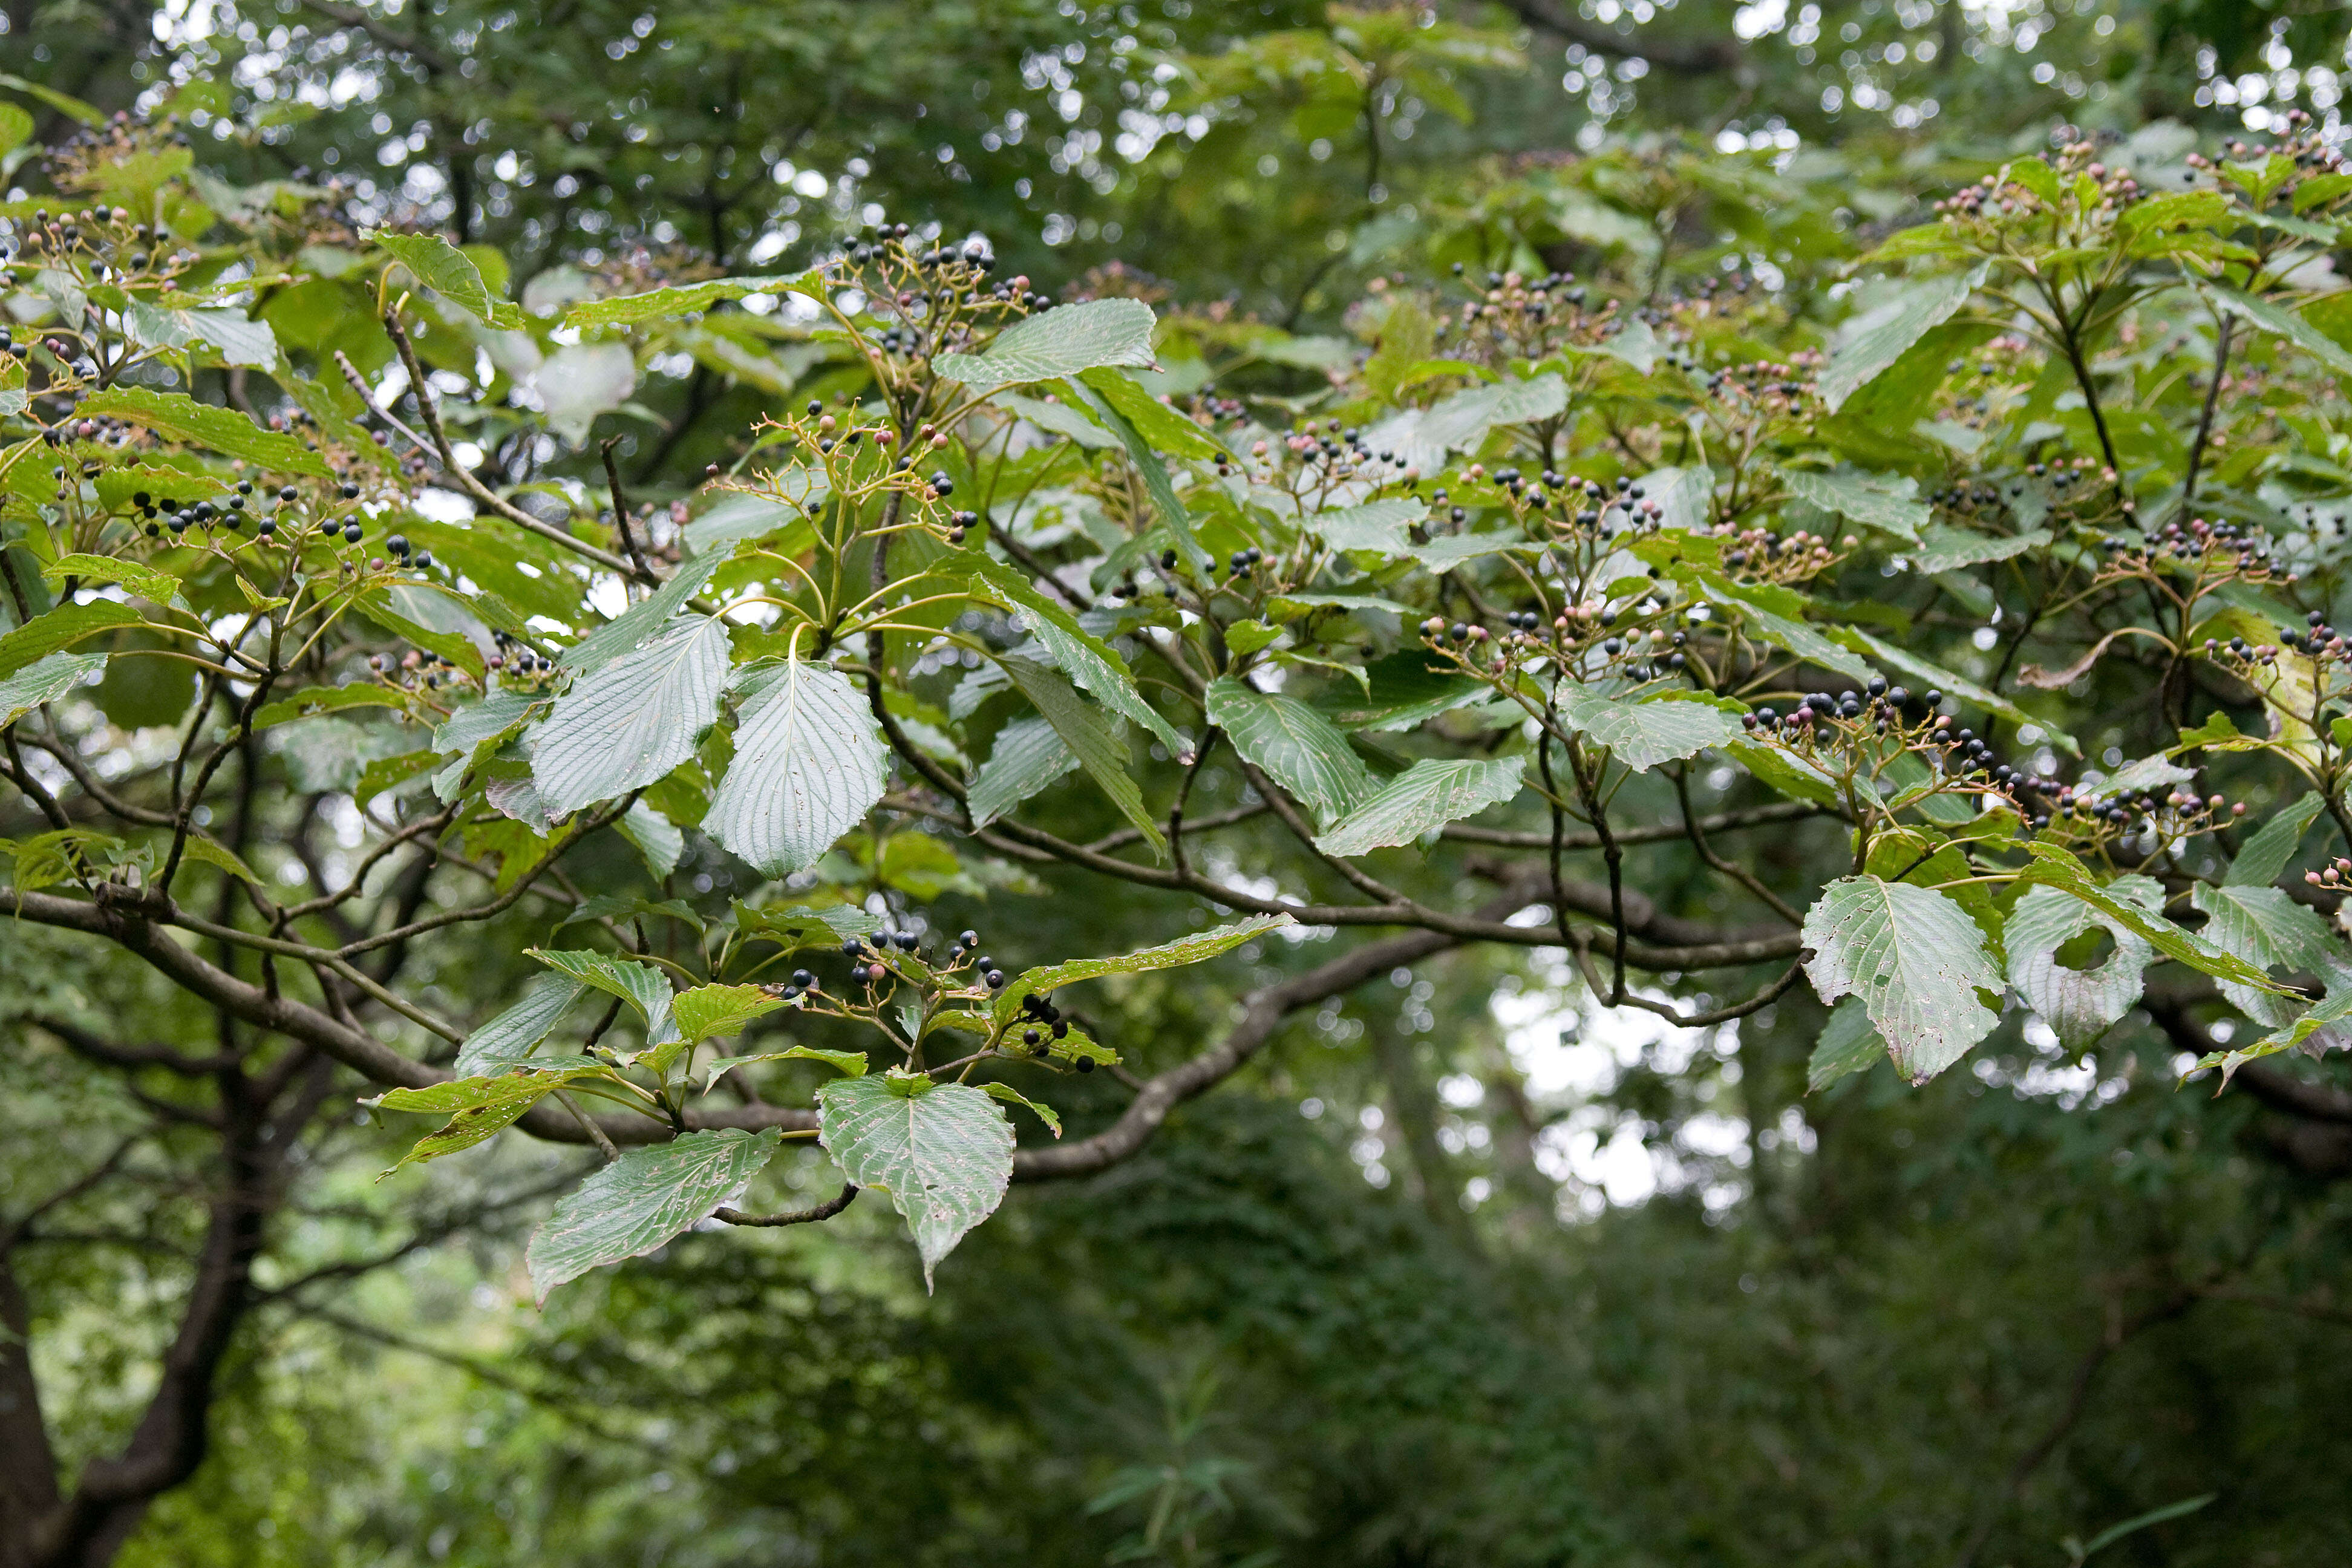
8,5,2352,1564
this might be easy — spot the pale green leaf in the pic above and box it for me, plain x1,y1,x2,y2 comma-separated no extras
704,656,889,876
1315,757,1526,857
967,714,1077,829
454,972,592,1076
526,1129,782,1301
1205,676,1376,829
532,616,730,814
2224,791,2325,887
1002,656,1166,861
0,650,106,725
564,268,826,328
0,602,142,680
368,229,526,328
671,982,785,1045
1807,996,1886,1093
933,298,1157,393
817,1074,1013,1289
1802,875,2003,1083
1818,265,1986,412
1555,688,1742,773
2004,878,2161,1050
992,912,1293,1023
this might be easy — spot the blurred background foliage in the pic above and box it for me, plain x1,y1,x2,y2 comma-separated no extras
9,0,2352,1563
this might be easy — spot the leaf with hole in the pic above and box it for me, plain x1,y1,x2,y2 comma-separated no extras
526,1129,782,1302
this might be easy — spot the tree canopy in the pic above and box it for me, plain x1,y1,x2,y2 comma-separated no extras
5,3,2352,1566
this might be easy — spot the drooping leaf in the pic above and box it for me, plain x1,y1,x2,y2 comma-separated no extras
381,1094,541,1175
454,972,592,1076
527,948,678,1045
1806,996,1886,1093
2015,845,2288,995
1555,688,1742,773
1059,374,1210,579
958,546,1178,750
983,1080,1060,1135
2224,791,2325,887
2004,878,2161,1050
2212,287,2352,384
558,557,722,673
992,912,1294,1022
618,800,686,879
1315,757,1526,857
526,1129,782,1302
1782,469,1929,541
77,387,334,476
1831,625,2078,754
532,616,730,814
368,229,526,329
368,1064,606,1117
252,682,413,730
671,983,786,1044
933,298,1157,393
1204,676,1376,829
0,603,142,680
0,650,106,725
702,656,889,877
815,1074,1014,1289
1001,656,1166,861
564,268,827,328
1818,265,1987,411
1801,874,2003,1083
967,714,1077,829
2190,882,2344,1028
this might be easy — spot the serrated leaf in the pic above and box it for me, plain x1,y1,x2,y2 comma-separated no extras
563,268,826,328
983,1080,1060,1135
43,553,183,604
1782,469,1929,541
252,682,413,729
2191,882,2343,1027
369,229,525,329
2014,844,2288,995
1556,688,1742,772
1807,996,1886,1093
933,298,1157,393
967,714,1077,828
1315,757,1525,857
816,1075,1013,1289
1673,566,1874,682
1819,266,1986,412
123,301,279,368
533,616,729,815
526,1129,782,1302
2225,791,2325,887
1802,875,2002,1083
703,656,889,876
1322,650,1486,732
455,972,592,1076
382,1094,540,1175
1310,497,1426,553
528,948,678,1045
0,602,142,680
369,1064,605,1117
2004,878,2161,1050
671,982,785,1045
1001,656,1166,861
1205,676,1375,829
558,557,723,673
992,912,1294,1022
2212,287,2352,383
433,688,540,753
77,387,333,476
0,650,106,724
618,800,685,879
957,546,1178,749
1910,524,2048,573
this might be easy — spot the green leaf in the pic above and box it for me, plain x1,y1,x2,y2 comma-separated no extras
1077,367,1225,459
2190,882,2342,1028
2224,791,2324,887
526,1129,782,1302
1555,688,1742,773
2076,1494,2216,1561
2004,877,2161,1050
1674,566,1874,682
123,301,280,368
967,714,1077,829
671,983,785,1045
934,298,1157,393
369,1064,604,1117
681,472,825,555
557,558,723,674
532,616,730,815
704,655,889,876
354,748,440,809
368,229,525,329
178,838,262,884
1818,265,1986,413
563,268,826,328
2212,287,2352,384
618,800,686,879
527,948,678,1045
992,912,1292,1023
433,689,540,754
998,390,1122,449
351,591,485,678
252,682,412,729
40,554,175,605
76,387,333,477
1363,373,1567,470
957,546,1179,750
0,650,106,725
1059,375,1210,580
0,102,31,160
1910,524,2048,573
815,1074,1014,1289
455,972,592,1076
1321,650,1486,732
1315,757,1525,857
0,602,142,680
1002,656,1166,862
1781,469,1929,542
1308,498,1425,553
983,1080,1061,1135
769,1044,871,1077
1807,996,1886,1093
1205,676,1376,829
2014,844,2286,995
381,1094,541,1174
1801,875,2003,1084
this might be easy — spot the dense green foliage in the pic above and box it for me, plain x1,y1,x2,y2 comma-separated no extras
7,3,2352,1567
